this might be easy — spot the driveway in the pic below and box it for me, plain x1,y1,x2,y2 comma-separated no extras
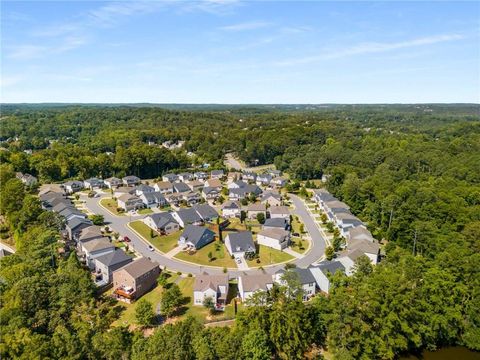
79,192,327,277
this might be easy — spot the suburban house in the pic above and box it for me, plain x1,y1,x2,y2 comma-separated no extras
135,184,155,196
40,191,65,208
153,181,174,194
347,226,375,243
256,174,272,186
113,186,136,198
227,180,248,190
112,257,160,303
173,182,190,193
210,170,224,179
269,206,291,222
187,180,204,192
246,203,267,219
104,177,123,189
242,171,257,182
238,274,274,303
263,218,289,230
312,188,336,205
143,213,179,234
337,249,369,276
274,268,316,301
162,173,178,183
173,208,203,228
202,186,221,200
270,177,287,188
261,192,282,207
140,191,167,208
193,274,229,310
58,207,87,221
122,175,141,187
84,178,104,190
78,225,104,243
66,217,93,241
93,249,133,285
257,228,290,250
309,261,345,294
194,171,208,181
205,178,222,190
178,172,194,182
193,204,218,222
79,237,115,269
222,200,241,218
227,171,242,183
63,180,84,194
181,191,200,205
347,238,380,264
117,194,144,212
225,231,256,258
16,172,38,186
178,225,216,250
267,169,282,177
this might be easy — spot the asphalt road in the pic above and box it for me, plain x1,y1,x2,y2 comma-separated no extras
81,192,327,278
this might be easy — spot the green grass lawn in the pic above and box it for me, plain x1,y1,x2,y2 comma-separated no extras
129,220,180,254
112,272,179,327
246,244,294,267
99,198,124,216
225,217,247,231
174,240,237,268
177,278,242,322
137,208,153,215
289,237,310,254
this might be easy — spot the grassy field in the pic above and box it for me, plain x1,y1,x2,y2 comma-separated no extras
289,237,310,254
99,198,124,216
177,277,241,322
246,244,294,267
129,220,180,254
112,272,180,327
175,240,237,268
224,217,247,231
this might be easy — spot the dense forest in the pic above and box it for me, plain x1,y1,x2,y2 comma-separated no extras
0,104,479,359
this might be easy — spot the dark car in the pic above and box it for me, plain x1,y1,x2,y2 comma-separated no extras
123,236,131,242
292,232,300,237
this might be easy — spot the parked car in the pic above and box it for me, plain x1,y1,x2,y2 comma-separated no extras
123,236,131,242
292,232,300,237
236,258,242,264
148,245,154,252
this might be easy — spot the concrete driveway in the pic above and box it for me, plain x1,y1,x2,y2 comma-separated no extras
80,192,327,278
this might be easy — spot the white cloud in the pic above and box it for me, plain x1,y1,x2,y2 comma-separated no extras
275,34,465,66
7,45,48,60
220,21,271,31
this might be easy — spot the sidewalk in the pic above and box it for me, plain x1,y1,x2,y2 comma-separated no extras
165,246,183,258
283,247,302,259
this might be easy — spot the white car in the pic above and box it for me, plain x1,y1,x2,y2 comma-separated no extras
236,258,242,264
148,245,154,252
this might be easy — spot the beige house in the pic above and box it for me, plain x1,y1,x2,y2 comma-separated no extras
246,203,267,219
112,257,160,303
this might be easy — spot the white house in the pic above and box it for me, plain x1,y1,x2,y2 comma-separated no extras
222,200,241,218
261,193,282,207
63,180,84,194
238,274,274,303
246,203,267,219
143,213,179,235
257,228,290,250
309,261,345,294
274,268,316,301
135,184,155,196
140,192,167,208
162,174,178,183
117,194,144,212
225,231,256,258
153,181,174,194
80,237,115,269
122,175,141,187
268,206,290,222
84,178,104,190
104,177,122,189
193,274,229,310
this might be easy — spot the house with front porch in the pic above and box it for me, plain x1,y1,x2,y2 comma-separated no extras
222,200,241,218
178,225,215,250
225,231,256,258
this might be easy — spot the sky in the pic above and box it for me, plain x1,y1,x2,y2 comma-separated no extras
1,1,479,103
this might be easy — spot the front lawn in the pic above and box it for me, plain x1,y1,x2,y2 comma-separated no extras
137,208,153,215
246,244,294,267
174,240,237,268
129,220,180,254
99,198,124,216
224,217,247,231
289,237,310,254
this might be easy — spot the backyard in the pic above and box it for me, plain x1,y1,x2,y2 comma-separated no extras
129,220,180,254
174,240,237,268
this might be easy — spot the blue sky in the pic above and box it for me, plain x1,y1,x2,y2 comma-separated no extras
1,1,479,103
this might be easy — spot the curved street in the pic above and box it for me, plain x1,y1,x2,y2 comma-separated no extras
80,192,327,277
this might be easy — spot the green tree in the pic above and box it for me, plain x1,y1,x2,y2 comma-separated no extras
202,296,215,314
90,214,104,226
241,328,272,360
256,212,265,224
325,246,335,260
135,299,155,327
161,283,183,317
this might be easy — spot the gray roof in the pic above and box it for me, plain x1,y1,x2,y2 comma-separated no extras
258,228,289,241
174,182,190,193
163,173,178,180
118,257,159,279
142,191,166,203
52,201,74,212
64,180,83,187
316,260,345,275
67,217,92,230
194,274,228,292
263,218,288,228
261,192,281,201
105,177,122,184
240,274,273,292
147,213,177,228
247,203,266,212
136,184,154,192
82,237,115,252
59,207,86,218
211,170,224,176
227,231,255,253
203,186,219,195
313,189,336,202
85,177,103,184
268,206,290,215
95,249,132,268
193,204,218,220
181,225,215,247
176,208,202,224
276,267,316,285
123,175,140,182
222,200,241,210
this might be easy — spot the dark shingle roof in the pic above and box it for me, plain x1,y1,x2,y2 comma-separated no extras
95,249,132,267
263,218,287,228
227,231,255,253
174,182,190,193
193,204,218,220
147,213,177,228
176,208,202,224
181,225,215,247
316,260,345,275
119,257,159,279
